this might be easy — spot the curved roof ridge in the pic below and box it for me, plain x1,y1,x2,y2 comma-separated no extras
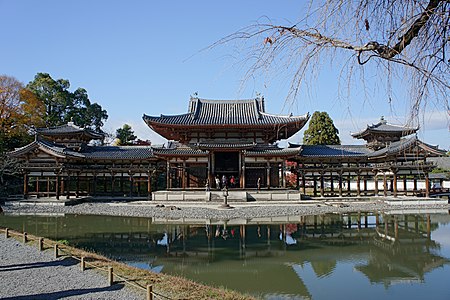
260,111,309,119
192,97,261,103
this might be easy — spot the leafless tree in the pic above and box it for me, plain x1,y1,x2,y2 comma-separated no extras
211,0,449,122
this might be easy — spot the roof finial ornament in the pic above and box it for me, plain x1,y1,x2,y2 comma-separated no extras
68,117,74,126
380,115,386,124
191,91,198,98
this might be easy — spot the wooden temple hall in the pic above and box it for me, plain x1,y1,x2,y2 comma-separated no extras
9,96,446,200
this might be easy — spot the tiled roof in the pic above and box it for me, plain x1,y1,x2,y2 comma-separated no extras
82,146,155,160
352,118,417,138
9,139,84,158
152,145,208,156
196,142,256,149
246,145,301,157
143,97,309,127
10,139,155,160
368,136,417,158
300,145,371,157
35,122,104,139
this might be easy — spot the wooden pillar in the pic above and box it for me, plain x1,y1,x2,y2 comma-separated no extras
166,161,171,189
36,176,40,198
66,173,71,199
383,173,387,197
356,171,361,197
120,172,124,194
93,173,97,197
374,174,379,196
301,171,306,195
242,163,246,188
282,161,286,188
319,171,324,197
76,173,80,198
330,173,334,195
347,173,351,195
103,173,107,193
60,176,65,197
147,171,152,199
413,177,418,194
182,161,186,189
393,170,398,198
129,173,134,197
47,177,50,197
363,173,367,195
403,176,407,195
23,173,29,199
55,174,60,200
111,173,115,197
313,173,317,197
266,162,271,189
338,171,343,197
425,172,430,198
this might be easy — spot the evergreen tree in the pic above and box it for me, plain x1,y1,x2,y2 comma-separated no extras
26,73,108,130
303,111,340,145
116,124,137,145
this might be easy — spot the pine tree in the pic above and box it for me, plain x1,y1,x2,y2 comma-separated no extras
303,111,340,145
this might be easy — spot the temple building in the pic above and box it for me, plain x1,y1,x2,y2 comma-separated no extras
8,96,447,200
143,96,309,189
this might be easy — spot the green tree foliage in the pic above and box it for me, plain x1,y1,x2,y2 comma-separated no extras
26,73,108,130
303,111,340,145
116,124,137,145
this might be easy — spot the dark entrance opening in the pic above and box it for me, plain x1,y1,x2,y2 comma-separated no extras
214,152,240,188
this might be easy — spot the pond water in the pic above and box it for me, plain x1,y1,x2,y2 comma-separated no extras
1,211,450,300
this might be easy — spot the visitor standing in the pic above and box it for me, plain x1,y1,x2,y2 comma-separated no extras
230,175,235,188
215,176,221,190
222,175,228,189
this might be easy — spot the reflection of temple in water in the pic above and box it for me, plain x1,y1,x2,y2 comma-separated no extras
1,213,449,298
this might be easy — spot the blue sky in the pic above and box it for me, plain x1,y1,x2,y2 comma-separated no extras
1,1,448,149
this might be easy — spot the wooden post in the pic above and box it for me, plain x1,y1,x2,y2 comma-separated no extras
403,176,407,195
23,173,29,199
383,174,387,197
356,171,361,197
129,174,134,197
338,171,343,197
66,173,71,199
313,174,317,197
56,174,60,200
147,285,153,300
23,232,27,243
108,267,114,286
36,176,40,198
76,173,80,198
147,172,152,199
5,228,9,238
81,257,85,271
319,171,324,197
54,244,59,258
38,238,44,251
393,170,398,198
301,172,306,195
425,172,430,198
374,174,379,196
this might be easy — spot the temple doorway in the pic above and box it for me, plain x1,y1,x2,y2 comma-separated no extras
214,152,240,188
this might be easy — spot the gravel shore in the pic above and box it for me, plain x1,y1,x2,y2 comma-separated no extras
2,198,450,220
0,235,143,300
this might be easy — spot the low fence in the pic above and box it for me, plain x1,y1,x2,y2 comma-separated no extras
1,227,172,300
